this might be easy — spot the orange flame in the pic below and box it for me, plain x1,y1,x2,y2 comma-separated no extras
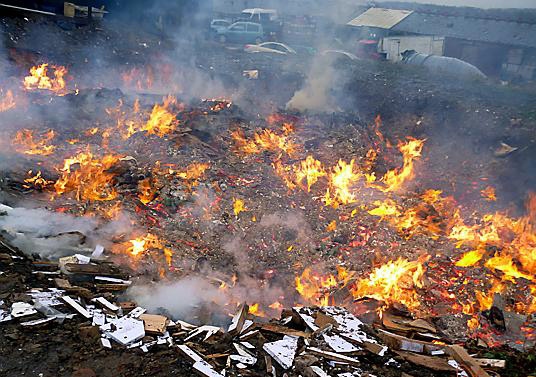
12,129,56,156
324,159,361,208
54,150,120,201
231,124,297,156
351,256,429,312
374,138,425,192
23,64,68,95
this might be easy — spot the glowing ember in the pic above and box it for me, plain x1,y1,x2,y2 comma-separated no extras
481,186,497,201
54,150,121,201
23,63,68,95
138,178,158,204
12,129,56,156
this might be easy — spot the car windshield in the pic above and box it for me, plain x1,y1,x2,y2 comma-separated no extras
230,23,246,31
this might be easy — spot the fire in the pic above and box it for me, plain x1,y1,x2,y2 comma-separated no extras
54,150,120,201
455,249,485,267
12,129,56,156
23,170,53,190
368,199,400,220
295,155,327,192
373,138,425,192
126,233,173,266
122,66,155,91
324,159,361,208
248,303,266,317
273,155,326,192
326,220,337,232
231,124,297,156
106,96,181,140
0,88,16,112
144,95,179,137
138,178,158,204
23,64,68,95
481,186,497,201
233,198,246,217
295,266,353,306
175,162,210,181
485,253,533,282
350,256,429,312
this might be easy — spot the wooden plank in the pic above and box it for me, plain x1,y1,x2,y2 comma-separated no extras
261,323,310,338
377,329,442,354
306,347,360,367
395,351,456,372
446,345,491,377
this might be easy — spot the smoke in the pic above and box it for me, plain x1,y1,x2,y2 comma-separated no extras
286,55,338,112
127,277,225,320
397,0,535,8
0,204,132,258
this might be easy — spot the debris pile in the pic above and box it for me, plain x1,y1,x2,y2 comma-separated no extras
0,238,510,377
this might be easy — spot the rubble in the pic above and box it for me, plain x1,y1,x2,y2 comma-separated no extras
0,239,517,376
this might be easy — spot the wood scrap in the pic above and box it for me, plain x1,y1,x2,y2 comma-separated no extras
446,345,491,377
395,351,456,372
139,313,168,335
306,347,361,367
377,329,443,354
227,303,248,336
261,322,310,338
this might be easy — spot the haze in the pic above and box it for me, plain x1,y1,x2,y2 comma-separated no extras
406,0,536,8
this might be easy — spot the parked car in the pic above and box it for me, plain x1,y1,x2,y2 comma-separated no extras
321,50,360,61
210,19,231,33
217,22,264,44
208,19,231,39
239,8,282,40
244,42,296,55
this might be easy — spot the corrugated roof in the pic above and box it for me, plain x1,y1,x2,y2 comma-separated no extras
392,12,536,49
347,8,413,29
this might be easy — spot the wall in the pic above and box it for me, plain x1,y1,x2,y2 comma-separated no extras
379,35,445,62
502,47,536,81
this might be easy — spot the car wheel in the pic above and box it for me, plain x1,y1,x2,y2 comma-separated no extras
255,37,262,44
219,35,227,43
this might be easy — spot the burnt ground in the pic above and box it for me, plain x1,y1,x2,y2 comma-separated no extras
0,12,536,377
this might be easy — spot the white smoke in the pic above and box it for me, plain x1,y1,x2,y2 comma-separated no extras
0,204,132,258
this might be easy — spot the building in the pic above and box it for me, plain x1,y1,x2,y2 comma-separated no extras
347,7,536,80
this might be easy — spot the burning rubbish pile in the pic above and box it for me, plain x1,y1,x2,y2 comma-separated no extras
0,10,535,377
0,236,511,377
